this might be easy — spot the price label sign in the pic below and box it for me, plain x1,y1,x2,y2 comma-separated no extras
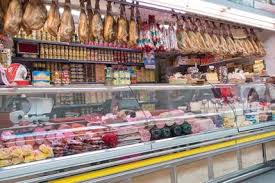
144,52,156,70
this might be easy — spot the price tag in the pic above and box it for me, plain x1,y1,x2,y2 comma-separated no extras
144,52,156,70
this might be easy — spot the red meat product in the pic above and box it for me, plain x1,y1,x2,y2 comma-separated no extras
102,133,118,148
50,116,85,123
187,118,216,134
55,132,66,142
34,127,46,145
45,133,56,143
58,124,71,130
63,132,75,141
0,139,4,148
118,133,141,141
25,136,35,146
139,129,151,142
15,137,25,146
169,110,185,116
155,121,165,129
116,126,138,136
4,139,16,147
1,130,15,141
71,123,86,135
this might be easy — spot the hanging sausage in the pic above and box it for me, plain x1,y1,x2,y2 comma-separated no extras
128,5,138,47
4,0,22,36
59,0,75,42
103,1,114,42
22,0,47,31
46,0,61,37
91,0,103,41
117,3,128,44
86,0,94,41
78,0,89,43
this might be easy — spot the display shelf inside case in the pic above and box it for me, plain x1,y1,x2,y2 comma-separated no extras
238,121,275,132
0,142,152,181
151,128,238,150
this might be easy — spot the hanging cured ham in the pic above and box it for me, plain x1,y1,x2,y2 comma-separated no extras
176,17,192,53
21,0,32,35
194,18,207,53
0,0,10,33
0,4,4,33
46,0,61,37
0,0,9,33
117,3,128,44
22,0,47,31
91,0,103,41
4,0,22,35
103,1,114,42
136,3,142,36
0,0,10,15
201,20,215,54
128,5,138,47
78,0,88,43
59,0,75,42
86,0,94,41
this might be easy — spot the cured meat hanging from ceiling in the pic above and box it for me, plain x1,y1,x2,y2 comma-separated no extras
103,1,115,43
22,0,47,31
128,5,138,47
78,0,89,43
0,3,4,34
91,0,103,42
21,0,32,35
173,15,266,57
2,0,266,57
4,0,22,36
46,0,61,37
117,3,128,44
59,0,75,42
86,0,94,42
0,0,10,15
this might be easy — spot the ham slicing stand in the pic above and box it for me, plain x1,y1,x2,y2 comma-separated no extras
9,95,53,126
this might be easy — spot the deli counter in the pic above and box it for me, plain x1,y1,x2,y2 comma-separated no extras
0,83,275,182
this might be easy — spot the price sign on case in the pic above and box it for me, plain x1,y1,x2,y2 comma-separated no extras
143,52,156,70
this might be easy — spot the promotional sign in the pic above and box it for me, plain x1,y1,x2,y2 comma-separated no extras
143,52,156,70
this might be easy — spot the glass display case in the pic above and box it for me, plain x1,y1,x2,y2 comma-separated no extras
0,83,274,179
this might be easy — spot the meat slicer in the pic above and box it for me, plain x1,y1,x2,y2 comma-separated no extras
8,95,53,126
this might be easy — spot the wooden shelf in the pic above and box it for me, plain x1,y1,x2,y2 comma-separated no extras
14,38,142,53
12,57,144,66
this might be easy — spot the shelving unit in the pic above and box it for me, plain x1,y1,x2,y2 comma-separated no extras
12,57,145,66
13,38,142,53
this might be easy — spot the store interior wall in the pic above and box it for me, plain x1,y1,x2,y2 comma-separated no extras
258,30,275,75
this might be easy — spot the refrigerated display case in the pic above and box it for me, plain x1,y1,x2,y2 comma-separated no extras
0,83,274,182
